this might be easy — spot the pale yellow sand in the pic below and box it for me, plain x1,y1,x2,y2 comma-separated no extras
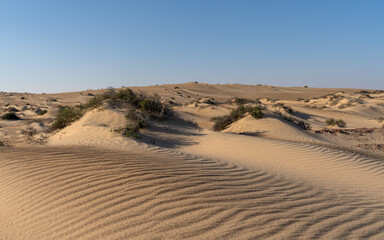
1,146,384,239
1,83,384,239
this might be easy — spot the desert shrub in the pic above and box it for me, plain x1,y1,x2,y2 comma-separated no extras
372,90,384,94
38,110,48,115
112,124,141,139
20,127,38,137
248,106,263,119
298,121,311,130
229,98,252,105
50,106,83,130
1,112,20,120
81,94,106,109
125,109,147,129
355,90,371,94
0,141,4,147
211,105,263,131
50,88,172,137
138,95,163,116
326,118,346,127
275,109,312,130
20,127,40,142
274,103,294,114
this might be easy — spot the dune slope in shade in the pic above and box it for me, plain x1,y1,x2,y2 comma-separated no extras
1,147,384,239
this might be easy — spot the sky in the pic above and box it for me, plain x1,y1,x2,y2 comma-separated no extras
1,0,384,93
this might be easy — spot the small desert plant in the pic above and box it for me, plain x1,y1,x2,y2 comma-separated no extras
326,118,346,127
211,105,263,131
20,127,39,142
20,127,38,137
229,98,252,105
112,124,141,139
298,121,311,130
0,141,4,147
38,110,48,115
1,112,20,120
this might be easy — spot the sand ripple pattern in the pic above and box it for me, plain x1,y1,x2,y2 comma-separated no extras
1,147,384,239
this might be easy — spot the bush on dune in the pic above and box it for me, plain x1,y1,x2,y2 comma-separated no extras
211,105,263,131
50,106,83,130
326,118,346,127
50,88,173,137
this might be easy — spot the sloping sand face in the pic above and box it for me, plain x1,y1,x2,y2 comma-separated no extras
1,147,384,239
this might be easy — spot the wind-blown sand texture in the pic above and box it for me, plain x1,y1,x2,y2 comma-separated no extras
1,83,384,239
1,146,384,239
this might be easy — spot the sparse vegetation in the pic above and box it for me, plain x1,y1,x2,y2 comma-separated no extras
20,126,48,144
274,103,294,114
211,105,263,131
228,97,252,105
298,121,312,130
20,127,38,142
274,108,312,130
326,118,346,127
50,106,83,130
0,141,4,147
112,124,141,139
50,88,173,138
20,127,38,137
1,112,20,120
38,110,48,115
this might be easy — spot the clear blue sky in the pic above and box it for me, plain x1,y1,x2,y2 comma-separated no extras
1,0,383,93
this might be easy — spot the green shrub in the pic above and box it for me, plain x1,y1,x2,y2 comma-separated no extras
50,106,83,130
211,105,263,131
0,141,4,147
1,112,20,120
326,118,346,127
125,109,147,129
248,106,263,119
50,88,172,134
112,124,141,139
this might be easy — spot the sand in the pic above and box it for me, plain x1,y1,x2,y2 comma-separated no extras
1,83,384,239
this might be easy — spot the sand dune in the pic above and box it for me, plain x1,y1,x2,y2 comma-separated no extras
1,83,384,239
1,146,384,239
